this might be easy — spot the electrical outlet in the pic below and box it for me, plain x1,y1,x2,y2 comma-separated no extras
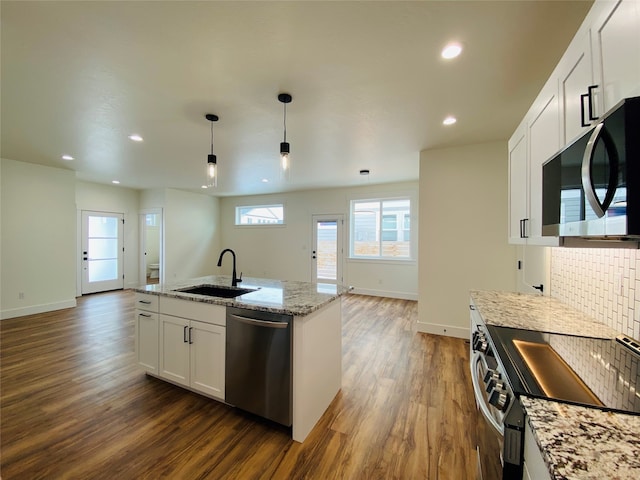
615,273,623,296
18,292,24,300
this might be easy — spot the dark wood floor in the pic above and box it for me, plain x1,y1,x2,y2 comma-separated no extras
1,290,480,479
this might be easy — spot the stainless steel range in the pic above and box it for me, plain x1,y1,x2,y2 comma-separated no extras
470,300,640,480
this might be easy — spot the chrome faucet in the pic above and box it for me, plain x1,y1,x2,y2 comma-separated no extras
217,248,242,286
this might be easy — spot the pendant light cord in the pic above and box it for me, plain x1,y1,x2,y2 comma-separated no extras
283,102,287,143
210,121,214,154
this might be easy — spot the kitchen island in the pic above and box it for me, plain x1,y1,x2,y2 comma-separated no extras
134,275,349,442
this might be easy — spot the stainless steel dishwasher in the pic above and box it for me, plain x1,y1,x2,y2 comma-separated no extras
225,307,293,426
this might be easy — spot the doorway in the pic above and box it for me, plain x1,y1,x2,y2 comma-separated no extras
81,211,124,294
139,209,163,285
311,215,344,285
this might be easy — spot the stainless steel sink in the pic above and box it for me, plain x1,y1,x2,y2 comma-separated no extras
174,284,256,298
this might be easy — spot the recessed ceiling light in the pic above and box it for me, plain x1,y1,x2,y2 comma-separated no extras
201,185,208,189
112,180,120,184
61,154,74,161
128,134,143,142
443,116,457,126
262,178,269,183
441,43,462,60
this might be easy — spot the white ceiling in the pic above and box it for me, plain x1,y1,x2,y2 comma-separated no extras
1,1,592,197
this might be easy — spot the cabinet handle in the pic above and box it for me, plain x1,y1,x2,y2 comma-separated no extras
139,300,152,305
587,85,598,121
519,218,529,239
188,327,193,344
580,85,599,127
139,312,151,318
183,325,188,343
580,93,590,127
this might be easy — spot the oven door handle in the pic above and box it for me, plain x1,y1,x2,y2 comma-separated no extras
470,352,504,436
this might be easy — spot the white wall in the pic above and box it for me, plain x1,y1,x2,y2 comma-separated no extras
163,188,220,282
219,182,418,299
418,142,517,338
1,159,77,318
75,181,141,291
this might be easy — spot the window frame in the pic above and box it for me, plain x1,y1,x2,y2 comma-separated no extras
349,195,414,261
234,204,285,226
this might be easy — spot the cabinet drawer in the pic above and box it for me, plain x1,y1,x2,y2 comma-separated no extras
159,297,226,326
135,293,159,312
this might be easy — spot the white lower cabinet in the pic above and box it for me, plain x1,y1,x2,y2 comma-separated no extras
159,314,190,386
136,310,159,374
135,293,160,375
157,298,226,401
523,421,551,480
189,320,225,399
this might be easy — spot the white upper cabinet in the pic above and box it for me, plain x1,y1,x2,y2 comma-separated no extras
508,121,528,244
558,30,596,144
591,0,640,112
527,80,561,246
508,79,561,246
508,0,640,245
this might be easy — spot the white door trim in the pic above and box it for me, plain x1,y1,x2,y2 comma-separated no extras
311,214,344,285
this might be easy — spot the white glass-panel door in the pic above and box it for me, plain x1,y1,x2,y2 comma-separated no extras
312,214,343,285
81,211,124,294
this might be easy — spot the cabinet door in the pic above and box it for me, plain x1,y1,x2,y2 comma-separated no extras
508,122,528,245
558,30,595,144
592,0,640,112
189,320,225,400
135,310,158,374
159,314,190,387
527,82,561,246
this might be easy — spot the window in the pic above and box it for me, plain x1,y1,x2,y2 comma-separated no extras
350,197,412,259
235,204,284,225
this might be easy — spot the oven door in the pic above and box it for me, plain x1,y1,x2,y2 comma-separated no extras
471,352,504,480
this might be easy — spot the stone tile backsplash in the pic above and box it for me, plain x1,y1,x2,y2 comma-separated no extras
550,248,640,340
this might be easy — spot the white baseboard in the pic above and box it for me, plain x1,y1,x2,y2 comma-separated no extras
415,321,469,339
349,287,418,301
1,299,77,320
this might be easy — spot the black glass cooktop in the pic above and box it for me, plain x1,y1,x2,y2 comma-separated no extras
486,325,640,415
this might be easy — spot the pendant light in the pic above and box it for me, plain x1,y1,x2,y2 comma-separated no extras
278,93,292,181
205,113,219,188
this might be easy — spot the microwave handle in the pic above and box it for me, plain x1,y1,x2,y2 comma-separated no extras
581,122,619,218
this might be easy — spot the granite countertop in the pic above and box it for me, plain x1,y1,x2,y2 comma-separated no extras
470,290,619,339
134,275,350,316
521,396,640,479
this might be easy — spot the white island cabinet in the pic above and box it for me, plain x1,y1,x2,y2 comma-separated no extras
158,297,226,400
134,274,347,443
135,293,159,375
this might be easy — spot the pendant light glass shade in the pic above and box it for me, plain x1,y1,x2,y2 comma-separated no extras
280,141,290,181
207,154,217,188
278,93,292,181
205,114,219,188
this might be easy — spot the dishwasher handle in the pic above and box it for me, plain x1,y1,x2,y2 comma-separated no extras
229,314,289,329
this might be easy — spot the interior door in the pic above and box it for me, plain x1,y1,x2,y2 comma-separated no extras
311,215,343,285
81,211,124,294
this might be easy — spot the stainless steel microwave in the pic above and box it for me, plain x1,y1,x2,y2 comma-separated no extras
542,96,640,239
